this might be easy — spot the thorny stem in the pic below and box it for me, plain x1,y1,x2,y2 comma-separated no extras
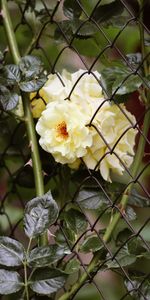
58,3,150,300
2,0,47,296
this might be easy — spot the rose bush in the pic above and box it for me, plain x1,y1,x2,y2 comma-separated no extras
36,70,137,181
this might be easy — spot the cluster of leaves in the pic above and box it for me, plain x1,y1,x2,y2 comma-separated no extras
0,191,68,297
0,180,150,298
0,55,47,111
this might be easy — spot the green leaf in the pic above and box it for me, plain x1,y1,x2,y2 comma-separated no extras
24,191,59,238
101,66,126,96
125,206,137,221
55,227,76,246
64,258,80,274
64,208,87,234
92,0,124,24
4,65,21,83
30,268,67,295
128,189,150,207
28,244,70,267
19,76,46,92
19,55,43,78
0,269,23,295
116,228,132,246
112,74,142,95
63,0,82,19
107,247,137,268
80,236,102,253
76,189,109,210
0,237,25,267
126,53,142,70
125,278,150,300
73,38,101,57
0,86,19,111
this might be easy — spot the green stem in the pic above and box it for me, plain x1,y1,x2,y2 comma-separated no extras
139,0,148,77
24,262,29,300
2,0,47,244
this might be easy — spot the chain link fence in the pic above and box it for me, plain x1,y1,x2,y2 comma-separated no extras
0,0,150,299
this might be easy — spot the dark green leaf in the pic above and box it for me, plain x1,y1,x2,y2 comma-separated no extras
112,74,142,95
30,268,67,295
116,228,132,246
64,208,87,234
63,0,82,19
0,237,25,267
55,227,76,246
73,21,97,39
101,66,127,96
128,189,150,207
16,165,35,188
55,20,73,42
142,252,150,260
128,237,147,256
73,38,101,57
107,247,136,268
24,191,59,238
0,269,23,295
76,189,109,210
0,86,19,111
125,278,150,300
126,53,142,70
19,55,43,78
125,206,137,221
19,76,46,92
4,65,21,83
80,236,102,253
64,258,80,274
28,244,70,267
92,0,124,24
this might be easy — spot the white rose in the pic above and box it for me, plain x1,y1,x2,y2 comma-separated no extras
83,104,137,182
36,100,93,164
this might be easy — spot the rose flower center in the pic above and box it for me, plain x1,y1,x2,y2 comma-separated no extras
56,121,69,139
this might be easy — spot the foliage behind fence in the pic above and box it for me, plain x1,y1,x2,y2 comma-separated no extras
0,0,150,299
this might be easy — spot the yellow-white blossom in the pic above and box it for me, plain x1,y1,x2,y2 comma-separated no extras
36,100,93,164
36,69,137,182
83,104,137,182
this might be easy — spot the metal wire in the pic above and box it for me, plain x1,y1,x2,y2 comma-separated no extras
0,0,150,299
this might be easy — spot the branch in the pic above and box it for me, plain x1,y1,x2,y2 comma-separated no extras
2,0,47,245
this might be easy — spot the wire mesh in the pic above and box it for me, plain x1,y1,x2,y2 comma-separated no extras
0,0,150,299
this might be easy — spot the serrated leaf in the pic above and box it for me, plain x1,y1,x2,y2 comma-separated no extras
80,236,102,253
19,55,43,78
19,76,46,92
92,0,124,24
63,0,82,19
30,268,67,295
64,208,87,234
0,269,23,295
76,189,109,210
0,237,25,267
0,86,19,111
28,244,70,267
4,65,21,83
24,191,59,238
107,248,136,268
64,258,80,274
